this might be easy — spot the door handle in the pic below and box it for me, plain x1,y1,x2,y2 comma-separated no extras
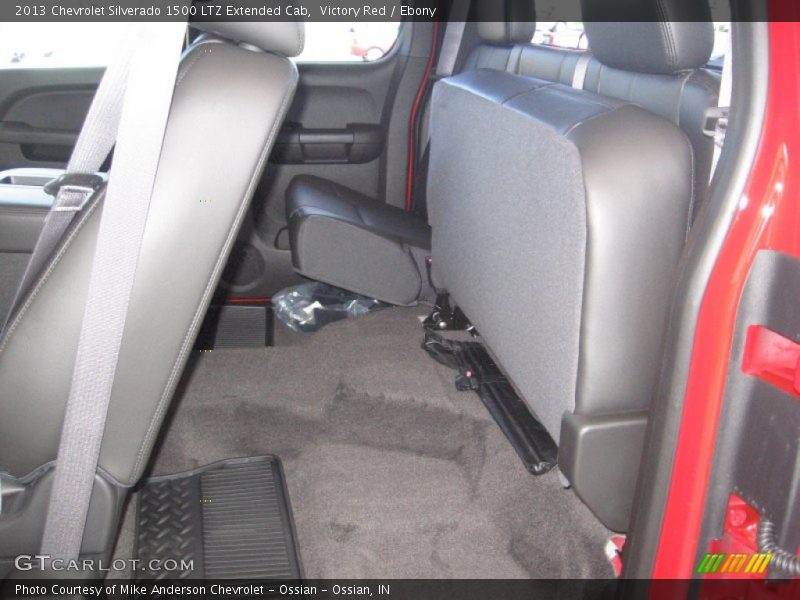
272,123,383,164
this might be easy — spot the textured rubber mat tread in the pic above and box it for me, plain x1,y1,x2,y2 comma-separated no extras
195,304,273,350
135,456,301,579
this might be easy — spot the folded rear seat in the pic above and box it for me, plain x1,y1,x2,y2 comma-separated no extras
510,45,720,206
428,1,714,531
286,176,431,305
285,19,536,305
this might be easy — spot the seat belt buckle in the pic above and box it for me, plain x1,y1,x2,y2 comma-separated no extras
43,172,105,198
703,106,729,141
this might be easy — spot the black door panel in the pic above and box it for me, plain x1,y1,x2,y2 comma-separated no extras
288,76,384,127
0,68,102,169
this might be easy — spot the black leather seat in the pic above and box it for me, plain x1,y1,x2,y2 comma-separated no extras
286,175,431,305
427,0,714,531
511,46,720,206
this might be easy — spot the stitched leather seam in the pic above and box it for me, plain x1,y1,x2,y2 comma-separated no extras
294,22,305,57
176,45,207,88
683,128,696,240
445,73,546,104
656,1,679,72
499,81,559,106
597,62,606,97
675,70,693,125
563,103,624,138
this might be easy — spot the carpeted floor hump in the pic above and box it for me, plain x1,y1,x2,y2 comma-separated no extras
136,307,613,579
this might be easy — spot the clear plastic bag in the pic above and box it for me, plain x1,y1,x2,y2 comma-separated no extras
272,282,387,333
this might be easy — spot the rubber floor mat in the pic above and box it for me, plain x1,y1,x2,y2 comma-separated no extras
194,304,273,350
135,456,301,579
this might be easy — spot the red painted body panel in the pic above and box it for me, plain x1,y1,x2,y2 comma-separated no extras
706,494,765,580
742,325,800,397
653,20,800,578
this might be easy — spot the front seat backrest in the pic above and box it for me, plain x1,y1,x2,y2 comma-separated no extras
0,22,302,561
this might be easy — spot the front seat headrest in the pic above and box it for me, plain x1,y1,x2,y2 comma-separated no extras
475,0,536,45
581,0,714,74
192,22,305,57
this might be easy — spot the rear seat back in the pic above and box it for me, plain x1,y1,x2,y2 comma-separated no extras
428,71,594,440
428,4,714,531
513,45,719,206
467,17,720,207
429,70,695,443
584,60,719,204
464,19,719,215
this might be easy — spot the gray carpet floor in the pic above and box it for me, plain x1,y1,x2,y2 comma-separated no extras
116,306,613,579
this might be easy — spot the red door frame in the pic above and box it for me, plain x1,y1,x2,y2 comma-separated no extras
653,19,800,578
